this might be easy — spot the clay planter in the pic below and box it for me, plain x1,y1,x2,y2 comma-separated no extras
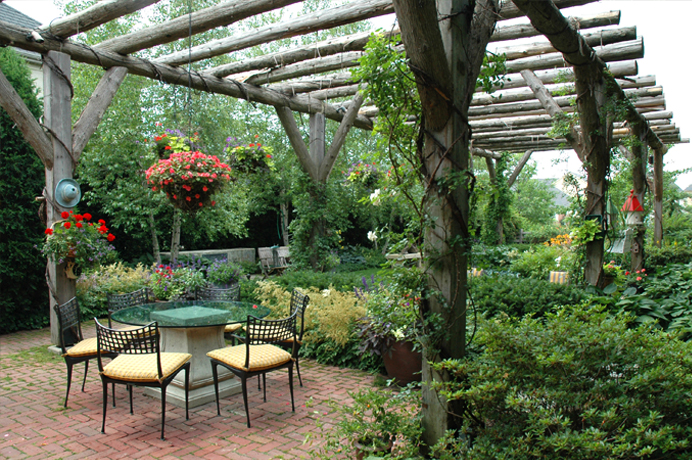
382,340,422,385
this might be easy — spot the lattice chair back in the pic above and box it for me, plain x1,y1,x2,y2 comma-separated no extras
243,313,297,367
106,287,154,328
197,284,240,301
95,321,162,376
290,289,309,341
54,297,84,353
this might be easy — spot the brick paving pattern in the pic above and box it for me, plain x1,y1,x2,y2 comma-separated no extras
0,324,376,459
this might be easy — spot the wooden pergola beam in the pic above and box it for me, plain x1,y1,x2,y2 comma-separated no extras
96,0,303,55
0,67,53,168
204,29,399,79
266,73,355,94
156,0,395,66
491,10,620,42
38,0,159,39
0,22,372,130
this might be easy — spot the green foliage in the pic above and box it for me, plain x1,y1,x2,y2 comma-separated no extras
471,244,522,270
469,274,587,319
508,244,572,280
615,262,692,338
76,263,151,320
149,264,205,300
430,304,692,459
205,258,244,287
645,241,692,269
0,47,49,334
270,269,375,293
314,387,422,459
480,154,514,245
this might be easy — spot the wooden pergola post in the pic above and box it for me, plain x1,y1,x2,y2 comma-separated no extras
43,50,75,345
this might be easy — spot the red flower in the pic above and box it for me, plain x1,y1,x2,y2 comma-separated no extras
44,228,53,235
199,202,203,207
254,134,259,138
61,211,69,219
75,214,83,221
165,146,171,150
249,143,255,147
107,234,115,242
253,305,258,309
625,271,630,275
211,201,216,206
155,136,162,141
98,225,108,233
83,213,92,221
76,222,83,228
63,222,71,229
98,219,106,225
203,186,208,192
186,196,192,201
195,194,200,199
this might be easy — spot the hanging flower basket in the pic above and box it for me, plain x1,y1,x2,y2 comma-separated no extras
145,151,232,214
225,137,274,175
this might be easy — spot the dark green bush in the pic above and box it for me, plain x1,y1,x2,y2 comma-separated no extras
301,325,382,373
431,304,692,459
469,274,587,319
645,242,692,269
269,269,368,293
0,48,49,334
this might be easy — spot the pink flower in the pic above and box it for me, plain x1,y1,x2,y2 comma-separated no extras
637,276,642,281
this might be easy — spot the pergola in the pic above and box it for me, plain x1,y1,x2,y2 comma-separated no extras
1,0,686,441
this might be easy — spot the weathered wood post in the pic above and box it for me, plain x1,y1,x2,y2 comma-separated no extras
43,50,74,345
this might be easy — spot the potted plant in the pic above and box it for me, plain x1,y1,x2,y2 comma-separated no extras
145,150,232,213
326,388,421,459
205,258,244,287
225,136,275,174
356,279,422,385
150,264,205,301
41,211,117,278
602,260,624,287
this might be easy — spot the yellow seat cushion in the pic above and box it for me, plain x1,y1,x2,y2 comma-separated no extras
64,337,98,358
102,352,191,383
207,344,292,372
224,323,243,333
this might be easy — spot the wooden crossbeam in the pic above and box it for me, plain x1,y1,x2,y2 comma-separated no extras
156,0,394,66
96,0,303,55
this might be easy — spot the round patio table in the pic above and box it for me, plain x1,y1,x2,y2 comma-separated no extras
112,300,270,408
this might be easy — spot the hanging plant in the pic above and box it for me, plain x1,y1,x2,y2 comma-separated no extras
145,151,232,213
225,135,275,174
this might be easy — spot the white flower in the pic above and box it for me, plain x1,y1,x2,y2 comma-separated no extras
369,188,381,205
321,289,330,297
367,231,378,242
555,256,562,268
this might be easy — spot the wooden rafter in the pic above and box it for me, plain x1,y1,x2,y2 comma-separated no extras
155,0,394,66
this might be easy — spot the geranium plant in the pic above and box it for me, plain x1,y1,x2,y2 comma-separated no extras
150,264,205,301
145,150,232,213
41,211,117,268
225,135,274,173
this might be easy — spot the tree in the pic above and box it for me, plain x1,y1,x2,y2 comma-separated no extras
0,47,49,333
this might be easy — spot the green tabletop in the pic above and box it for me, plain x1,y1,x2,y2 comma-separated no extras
111,300,270,328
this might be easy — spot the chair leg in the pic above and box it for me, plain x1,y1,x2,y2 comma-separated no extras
184,364,190,420
82,360,89,392
112,383,116,408
241,377,251,428
64,362,73,408
257,374,261,391
288,363,295,412
295,357,303,387
211,362,221,416
262,374,267,402
128,384,134,414
101,380,108,434
160,384,167,441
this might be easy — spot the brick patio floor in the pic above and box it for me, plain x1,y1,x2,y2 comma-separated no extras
0,324,378,459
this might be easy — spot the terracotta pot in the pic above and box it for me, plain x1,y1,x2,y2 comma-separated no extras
382,340,422,385
354,436,393,460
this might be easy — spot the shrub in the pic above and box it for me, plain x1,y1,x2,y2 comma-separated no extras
0,47,49,334
645,241,692,269
76,262,151,319
205,258,244,287
469,274,587,319
430,304,692,459
508,244,571,280
269,269,367,293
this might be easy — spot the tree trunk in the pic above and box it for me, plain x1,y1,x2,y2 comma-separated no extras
148,210,161,265
170,208,181,264
280,202,290,247
629,122,648,272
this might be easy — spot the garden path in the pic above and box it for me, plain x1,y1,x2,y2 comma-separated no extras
0,324,375,459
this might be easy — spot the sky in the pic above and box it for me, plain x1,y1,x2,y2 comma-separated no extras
5,0,692,189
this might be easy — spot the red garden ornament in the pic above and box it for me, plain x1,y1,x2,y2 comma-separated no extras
621,189,645,225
